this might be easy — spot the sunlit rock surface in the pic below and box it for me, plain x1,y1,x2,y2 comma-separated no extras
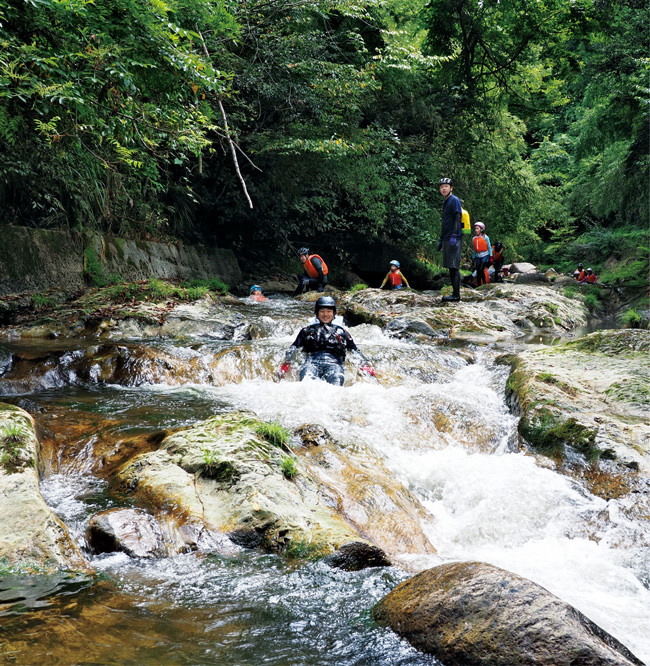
0,404,89,573
373,561,644,666
87,508,166,558
341,283,588,341
114,413,383,559
506,329,650,475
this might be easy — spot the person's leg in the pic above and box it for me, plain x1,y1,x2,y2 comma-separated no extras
476,259,485,286
293,275,308,297
299,358,319,381
450,267,461,297
322,359,345,386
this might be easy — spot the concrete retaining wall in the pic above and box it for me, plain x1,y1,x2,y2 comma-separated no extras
0,226,241,296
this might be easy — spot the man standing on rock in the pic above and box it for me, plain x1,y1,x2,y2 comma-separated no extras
437,177,463,302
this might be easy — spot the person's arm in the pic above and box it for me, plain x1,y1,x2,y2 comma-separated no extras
401,272,410,288
380,272,389,288
486,235,493,257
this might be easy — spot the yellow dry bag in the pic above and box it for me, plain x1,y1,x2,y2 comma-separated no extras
461,208,471,234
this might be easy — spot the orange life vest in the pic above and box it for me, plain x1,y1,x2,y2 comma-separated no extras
473,236,489,253
493,249,503,263
303,254,328,279
585,274,597,284
250,293,267,302
388,270,403,287
577,270,586,281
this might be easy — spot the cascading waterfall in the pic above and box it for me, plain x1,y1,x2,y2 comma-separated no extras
2,295,649,665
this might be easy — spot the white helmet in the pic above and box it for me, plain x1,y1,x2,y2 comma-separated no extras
474,222,485,231
390,260,400,268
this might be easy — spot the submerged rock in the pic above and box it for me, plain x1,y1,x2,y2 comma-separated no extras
372,561,643,666
0,403,89,573
87,508,166,558
324,541,391,571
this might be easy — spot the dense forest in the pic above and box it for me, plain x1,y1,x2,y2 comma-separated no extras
0,0,647,283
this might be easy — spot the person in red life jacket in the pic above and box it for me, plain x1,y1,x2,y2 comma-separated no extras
575,263,586,281
472,222,493,287
492,241,504,283
292,247,328,296
579,267,598,284
249,285,268,302
380,260,410,290
436,177,463,301
278,296,375,386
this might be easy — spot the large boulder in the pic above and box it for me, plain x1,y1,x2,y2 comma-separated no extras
0,404,89,573
505,329,650,475
114,413,384,560
373,561,643,666
341,284,588,342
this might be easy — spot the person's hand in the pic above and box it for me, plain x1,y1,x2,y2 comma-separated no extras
360,364,376,377
437,239,442,251
279,362,290,378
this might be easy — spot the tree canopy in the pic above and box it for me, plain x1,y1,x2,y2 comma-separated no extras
0,0,647,275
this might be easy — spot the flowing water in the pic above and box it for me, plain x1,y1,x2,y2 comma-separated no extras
0,296,648,665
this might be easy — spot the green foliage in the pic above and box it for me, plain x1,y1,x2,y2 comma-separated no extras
349,283,368,293
520,411,600,462
255,420,291,451
280,454,298,480
0,421,31,473
619,308,649,330
201,448,238,482
181,277,229,295
32,293,57,309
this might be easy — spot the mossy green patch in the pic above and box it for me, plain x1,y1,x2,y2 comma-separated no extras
520,411,601,461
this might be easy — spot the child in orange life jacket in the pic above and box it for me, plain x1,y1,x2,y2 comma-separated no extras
249,285,268,302
472,222,492,286
380,260,410,290
575,263,586,281
579,268,598,284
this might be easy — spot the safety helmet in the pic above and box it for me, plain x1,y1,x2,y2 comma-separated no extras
314,295,336,315
474,221,485,231
578,263,583,268
438,177,453,187
587,268,593,273
249,285,262,293
298,247,310,256
494,241,503,250
389,260,400,268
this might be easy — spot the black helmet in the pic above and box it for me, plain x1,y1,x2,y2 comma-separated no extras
494,241,503,250
314,296,336,315
578,263,583,268
438,177,453,187
298,247,309,256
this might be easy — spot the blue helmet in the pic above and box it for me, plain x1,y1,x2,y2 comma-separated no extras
250,285,262,293
390,260,400,268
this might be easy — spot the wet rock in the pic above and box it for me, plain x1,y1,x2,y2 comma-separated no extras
506,329,650,475
0,403,90,573
115,413,370,559
324,541,391,571
509,262,538,274
372,561,643,666
511,272,549,284
340,284,587,341
294,424,335,448
87,508,166,558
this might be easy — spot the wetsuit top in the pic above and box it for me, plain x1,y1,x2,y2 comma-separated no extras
303,255,328,279
285,323,367,363
472,234,492,259
381,269,409,288
440,193,462,241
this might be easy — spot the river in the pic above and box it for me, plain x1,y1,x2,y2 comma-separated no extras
1,295,648,665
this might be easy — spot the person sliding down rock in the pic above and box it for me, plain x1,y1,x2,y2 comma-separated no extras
278,296,375,386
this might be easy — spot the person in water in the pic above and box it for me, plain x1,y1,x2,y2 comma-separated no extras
279,296,375,386
293,247,328,296
472,222,493,287
380,260,410,290
249,285,268,302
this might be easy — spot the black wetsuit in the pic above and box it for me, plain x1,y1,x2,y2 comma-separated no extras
285,322,366,386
